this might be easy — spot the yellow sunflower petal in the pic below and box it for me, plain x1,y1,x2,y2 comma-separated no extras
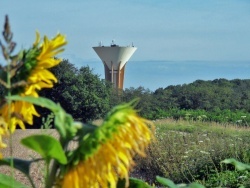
37,33,67,61
28,69,57,84
36,58,61,68
33,31,40,47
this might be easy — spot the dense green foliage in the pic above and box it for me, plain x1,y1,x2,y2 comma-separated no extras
1,58,249,127
162,79,250,111
204,170,250,188
33,59,113,128
118,79,250,123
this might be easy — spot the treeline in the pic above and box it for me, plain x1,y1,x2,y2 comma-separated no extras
19,60,250,126
1,59,249,127
119,79,250,122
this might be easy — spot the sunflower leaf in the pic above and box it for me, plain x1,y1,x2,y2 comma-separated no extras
21,134,67,164
156,176,205,188
7,95,78,139
117,177,153,188
156,176,179,188
187,183,206,188
7,95,60,112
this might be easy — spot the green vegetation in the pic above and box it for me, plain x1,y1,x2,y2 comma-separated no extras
1,59,250,127
119,79,250,122
6,59,245,128
133,119,250,187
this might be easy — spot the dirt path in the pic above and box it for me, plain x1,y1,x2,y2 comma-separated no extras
1,129,58,188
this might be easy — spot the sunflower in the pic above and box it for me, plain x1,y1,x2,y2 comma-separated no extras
59,103,154,188
0,117,8,159
0,32,66,130
0,32,66,157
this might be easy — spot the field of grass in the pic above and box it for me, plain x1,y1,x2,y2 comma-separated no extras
132,118,250,187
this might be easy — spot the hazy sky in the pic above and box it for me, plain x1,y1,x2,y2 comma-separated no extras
1,0,250,90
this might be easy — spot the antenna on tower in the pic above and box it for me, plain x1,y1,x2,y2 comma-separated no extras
111,39,116,47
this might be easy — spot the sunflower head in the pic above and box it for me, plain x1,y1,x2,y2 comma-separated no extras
0,31,67,141
59,102,155,188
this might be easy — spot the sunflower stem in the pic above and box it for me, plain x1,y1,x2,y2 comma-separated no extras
45,158,50,188
46,159,59,188
45,137,67,188
6,43,14,188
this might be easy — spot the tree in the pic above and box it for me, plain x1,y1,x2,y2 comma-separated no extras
121,87,154,118
34,59,112,127
70,66,112,121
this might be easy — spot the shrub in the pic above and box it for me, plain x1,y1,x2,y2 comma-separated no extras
204,170,250,188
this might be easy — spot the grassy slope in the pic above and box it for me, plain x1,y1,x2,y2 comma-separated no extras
132,118,250,185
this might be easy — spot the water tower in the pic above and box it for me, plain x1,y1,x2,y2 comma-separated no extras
93,41,137,89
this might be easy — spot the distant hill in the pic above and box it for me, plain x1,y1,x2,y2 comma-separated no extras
120,78,250,119
158,78,250,111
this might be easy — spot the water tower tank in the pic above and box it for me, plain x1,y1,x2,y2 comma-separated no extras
93,42,137,89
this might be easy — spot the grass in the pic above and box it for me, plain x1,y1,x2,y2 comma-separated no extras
132,118,250,186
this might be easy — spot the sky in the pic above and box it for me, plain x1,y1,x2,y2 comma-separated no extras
0,0,250,90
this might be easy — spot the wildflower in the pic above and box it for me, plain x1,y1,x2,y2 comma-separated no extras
0,32,67,132
200,151,210,155
59,103,154,188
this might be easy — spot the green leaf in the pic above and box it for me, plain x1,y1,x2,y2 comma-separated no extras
7,95,60,112
77,123,97,137
222,158,250,171
21,134,67,164
0,158,33,175
117,177,152,188
188,183,205,188
0,173,28,188
156,176,178,188
156,177,205,188
8,95,78,139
